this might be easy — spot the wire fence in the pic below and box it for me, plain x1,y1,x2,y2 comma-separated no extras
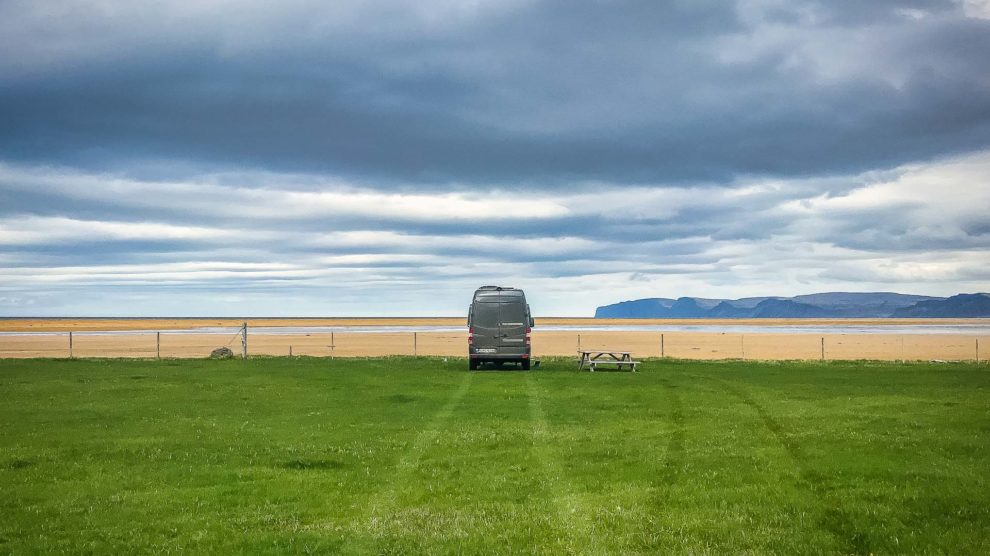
0,329,987,362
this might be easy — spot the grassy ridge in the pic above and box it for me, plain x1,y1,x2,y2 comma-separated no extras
1,357,988,553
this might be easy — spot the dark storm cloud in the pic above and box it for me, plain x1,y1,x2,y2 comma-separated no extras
2,0,990,316
1,0,989,186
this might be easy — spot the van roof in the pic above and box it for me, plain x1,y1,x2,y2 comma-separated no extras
475,285,517,291
473,287,526,302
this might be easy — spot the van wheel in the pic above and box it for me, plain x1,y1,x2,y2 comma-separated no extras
521,360,531,370
469,360,478,370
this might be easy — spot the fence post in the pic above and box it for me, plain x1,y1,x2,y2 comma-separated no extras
289,345,293,357
661,333,665,358
578,334,581,352
68,331,73,359
414,332,417,356
241,322,247,359
821,337,825,361
977,338,980,364
741,335,745,360
156,331,161,359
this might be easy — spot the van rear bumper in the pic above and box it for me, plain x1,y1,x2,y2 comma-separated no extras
469,351,530,360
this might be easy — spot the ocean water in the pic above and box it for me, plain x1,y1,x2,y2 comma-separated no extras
2,323,988,337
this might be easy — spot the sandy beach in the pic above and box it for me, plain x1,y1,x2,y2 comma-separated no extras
1,317,986,332
1,319,986,361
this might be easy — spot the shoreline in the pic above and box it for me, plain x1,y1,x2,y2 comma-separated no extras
1,317,987,332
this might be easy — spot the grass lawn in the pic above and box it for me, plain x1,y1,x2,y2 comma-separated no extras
1,357,988,554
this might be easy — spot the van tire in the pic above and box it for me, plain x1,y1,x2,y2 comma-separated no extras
521,360,531,370
469,360,478,370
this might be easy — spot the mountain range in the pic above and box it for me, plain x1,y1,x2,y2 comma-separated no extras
594,293,990,319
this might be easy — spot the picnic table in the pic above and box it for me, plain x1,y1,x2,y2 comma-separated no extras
577,350,638,372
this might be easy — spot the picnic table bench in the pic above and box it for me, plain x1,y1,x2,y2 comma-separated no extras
577,350,638,372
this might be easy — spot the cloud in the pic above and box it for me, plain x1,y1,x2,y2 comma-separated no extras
1,150,988,315
777,152,990,251
961,0,990,19
1,0,988,185
0,215,248,245
1,1,988,315
0,164,568,222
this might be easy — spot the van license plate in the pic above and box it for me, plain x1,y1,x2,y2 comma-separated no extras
476,348,496,353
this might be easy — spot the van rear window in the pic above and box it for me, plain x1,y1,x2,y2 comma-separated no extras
499,303,527,322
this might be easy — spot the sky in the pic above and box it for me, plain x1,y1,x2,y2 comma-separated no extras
1,0,989,316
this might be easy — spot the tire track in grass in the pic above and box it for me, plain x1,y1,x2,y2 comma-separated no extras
717,377,870,554
525,372,604,554
387,371,474,479
656,377,686,486
634,376,686,551
344,371,474,548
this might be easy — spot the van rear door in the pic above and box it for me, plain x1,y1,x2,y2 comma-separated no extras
498,292,528,353
472,290,500,352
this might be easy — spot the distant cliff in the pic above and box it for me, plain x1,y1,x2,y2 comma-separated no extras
594,292,990,318
890,293,990,318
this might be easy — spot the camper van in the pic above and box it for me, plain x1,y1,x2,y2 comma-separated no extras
467,286,534,370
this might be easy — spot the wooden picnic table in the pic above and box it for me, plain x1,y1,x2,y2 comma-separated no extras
577,349,638,372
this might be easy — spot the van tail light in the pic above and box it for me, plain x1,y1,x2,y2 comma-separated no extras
525,327,531,346
468,327,474,345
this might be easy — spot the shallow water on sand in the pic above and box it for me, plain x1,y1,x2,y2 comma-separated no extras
2,323,988,336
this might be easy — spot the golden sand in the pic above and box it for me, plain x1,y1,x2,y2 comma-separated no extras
0,317,465,332
1,325,986,362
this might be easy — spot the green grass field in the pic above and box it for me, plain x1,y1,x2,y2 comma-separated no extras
1,357,988,554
